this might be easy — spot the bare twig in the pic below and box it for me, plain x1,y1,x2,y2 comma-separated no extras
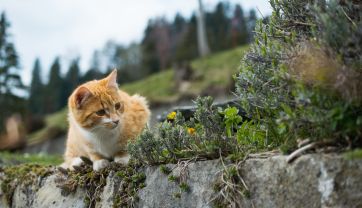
286,142,317,163
297,138,311,148
256,6,265,19
248,150,280,159
292,21,316,27
341,7,357,28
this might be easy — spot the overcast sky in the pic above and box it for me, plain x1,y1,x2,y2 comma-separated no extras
1,0,272,85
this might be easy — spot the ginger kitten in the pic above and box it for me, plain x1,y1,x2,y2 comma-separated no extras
61,70,150,171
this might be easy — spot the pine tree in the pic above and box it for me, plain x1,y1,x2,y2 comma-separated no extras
63,58,80,106
141,20,160,74
247,9,257,42
231,4,249,46
175,14,199,62
207,2,231,51
113,43,143,83
171,13,187,62
46,57,63,113
28,58,44,115
0,12,25,131
81,51,103,83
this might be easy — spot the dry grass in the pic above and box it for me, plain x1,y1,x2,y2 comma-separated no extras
288,41,362,103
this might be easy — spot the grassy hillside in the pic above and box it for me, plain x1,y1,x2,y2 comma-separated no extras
27,46,249,145
123,45,248,103
0,151,62,166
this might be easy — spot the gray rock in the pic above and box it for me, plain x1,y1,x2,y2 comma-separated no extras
31,175,85,208
96,171,120,208
0,154,361,208
239,154,362,208
138,160,221,208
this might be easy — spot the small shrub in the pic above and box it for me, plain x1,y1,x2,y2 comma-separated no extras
235,0,362,152
128,97,266,165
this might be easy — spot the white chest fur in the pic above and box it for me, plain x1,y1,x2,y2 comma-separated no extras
69,113,121,158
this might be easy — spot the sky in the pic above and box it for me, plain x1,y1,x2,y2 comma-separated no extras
0,0,272,85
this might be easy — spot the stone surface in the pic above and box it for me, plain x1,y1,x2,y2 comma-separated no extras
96,171,120,208
138,160,221,208
0,154,361,208
239,154,362,208
31,175,86,208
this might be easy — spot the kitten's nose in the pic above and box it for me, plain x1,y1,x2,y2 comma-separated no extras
112,120,119,125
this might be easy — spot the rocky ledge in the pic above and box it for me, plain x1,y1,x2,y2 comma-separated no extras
0,154,361,208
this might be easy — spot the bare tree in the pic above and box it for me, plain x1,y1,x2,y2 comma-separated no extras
197,0,210,57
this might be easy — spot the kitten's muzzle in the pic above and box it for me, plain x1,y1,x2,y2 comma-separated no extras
103,120,119,129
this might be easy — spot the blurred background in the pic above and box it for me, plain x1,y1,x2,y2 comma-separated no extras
0,0,270,164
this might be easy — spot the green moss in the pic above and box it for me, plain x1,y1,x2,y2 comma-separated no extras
112,196,121,208
179,182,190,193
168,175,178,182
173,192,181,199
159,165,171,175
83,196,91,207
343,149,362,160
244,190,251,198
57,159,146,208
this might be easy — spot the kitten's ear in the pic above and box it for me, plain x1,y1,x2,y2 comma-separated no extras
106,69,118,88
75,87,92,109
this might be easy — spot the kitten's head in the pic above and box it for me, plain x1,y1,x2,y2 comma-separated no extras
69,70,124,131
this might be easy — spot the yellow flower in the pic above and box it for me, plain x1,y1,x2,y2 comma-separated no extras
187,127,196,135
167,111,177,120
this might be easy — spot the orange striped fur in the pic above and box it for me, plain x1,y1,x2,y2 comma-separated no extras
61,70,150,171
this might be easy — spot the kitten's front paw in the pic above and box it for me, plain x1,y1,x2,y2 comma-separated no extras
93,159,110,171
70,157,84,170
114,155,130,165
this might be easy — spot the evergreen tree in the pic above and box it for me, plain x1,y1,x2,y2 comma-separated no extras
81,51,103,83
207,2,231,51
171,13,187,61
81,68,103,83
175,14,199,62
63,58,81,106
66,59,81,88
247,9,257,42
28,58,44,115
231,4,249,46
173,13,187,34
0,12,25,131
46,57,63,113
153,18,172,71
141,20,160,74
141,18,173,73
114,43,143,84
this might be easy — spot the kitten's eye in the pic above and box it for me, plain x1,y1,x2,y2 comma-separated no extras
96,109,106,116
115,102,121,110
